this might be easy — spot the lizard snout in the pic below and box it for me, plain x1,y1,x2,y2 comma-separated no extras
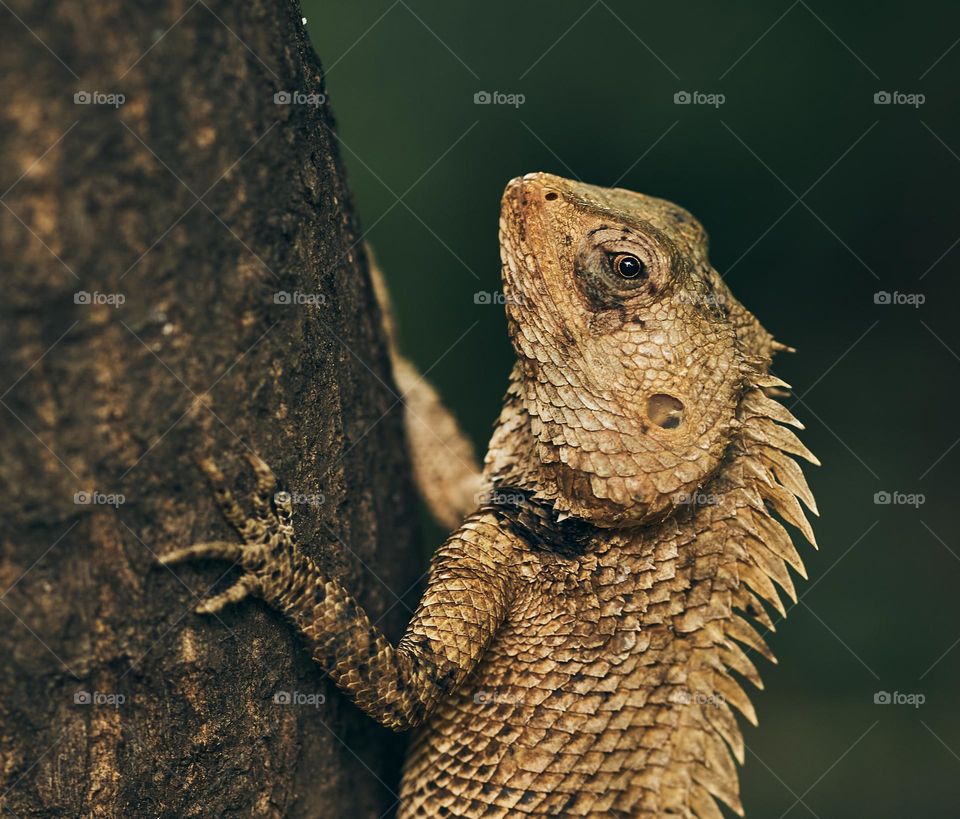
503,172,565,211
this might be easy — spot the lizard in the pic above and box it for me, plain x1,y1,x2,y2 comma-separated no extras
160,172,819,818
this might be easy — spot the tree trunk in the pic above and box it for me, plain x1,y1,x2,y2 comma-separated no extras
0,2,420,816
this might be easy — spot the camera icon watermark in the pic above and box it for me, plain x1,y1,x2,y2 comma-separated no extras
273,690,326,708
473,290,524,306
74,290,126,308
273,90,326,106
673,90,725,108
273,290,326,307
473,90,525,108
473,690,521,705
873,90,925,108
673,490,722,506
274,490,325,507
476,489,526,508
74,690,125,707
873,290,924,308
678,291,728,308
874,690,925,708
74,90,125,108
74,490,126,508
873,490,925,508
672,690,726,708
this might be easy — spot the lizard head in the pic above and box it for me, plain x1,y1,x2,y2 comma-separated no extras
489,172,780,527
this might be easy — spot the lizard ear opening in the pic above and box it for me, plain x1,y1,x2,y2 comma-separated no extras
646,393,685,430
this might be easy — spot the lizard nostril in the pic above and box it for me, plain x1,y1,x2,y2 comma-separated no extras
646,393,685,430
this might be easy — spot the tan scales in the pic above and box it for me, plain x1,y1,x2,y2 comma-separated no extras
160,172,819,818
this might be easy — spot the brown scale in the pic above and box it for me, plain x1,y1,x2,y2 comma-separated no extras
160,173,818,818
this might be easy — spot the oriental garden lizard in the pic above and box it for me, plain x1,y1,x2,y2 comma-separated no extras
160,172,819,818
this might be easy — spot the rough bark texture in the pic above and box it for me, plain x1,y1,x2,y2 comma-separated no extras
0,2,420,816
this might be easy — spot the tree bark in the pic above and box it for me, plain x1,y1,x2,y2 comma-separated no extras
0,2,420,816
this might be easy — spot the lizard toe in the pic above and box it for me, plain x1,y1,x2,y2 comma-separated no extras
195,576,259,614
158,540,244,566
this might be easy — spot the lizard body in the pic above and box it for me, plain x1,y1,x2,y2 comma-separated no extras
161,173,818,817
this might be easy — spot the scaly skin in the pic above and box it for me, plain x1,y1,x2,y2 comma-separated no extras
160,173,818,818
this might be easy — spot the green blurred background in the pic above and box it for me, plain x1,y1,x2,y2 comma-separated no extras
306,2,960,815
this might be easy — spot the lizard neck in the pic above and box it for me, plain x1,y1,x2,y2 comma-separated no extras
482,357,817,552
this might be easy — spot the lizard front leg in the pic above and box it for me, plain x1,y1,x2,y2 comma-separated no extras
368,247,487,530
160,451,515,730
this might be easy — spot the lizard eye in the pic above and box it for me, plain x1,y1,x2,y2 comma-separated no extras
611,253,646,280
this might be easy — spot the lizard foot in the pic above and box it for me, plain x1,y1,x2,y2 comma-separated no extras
159,449,297,614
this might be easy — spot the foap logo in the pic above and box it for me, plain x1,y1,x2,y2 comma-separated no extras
874,690,925,708
274,490,325,507
274,291,326,307
74,490,126,508
672,690,726,708
74,690,125,707
674,90,725,108
75,290,125,308
673,490,722,506
473,290,524,306
273,690,326,708
476,489,527,508
473,690,522,705
74,90,126,108
873,290,924,308
873,490,925,508
273,90,326,106
678,291,728,308
473,90,526,108
873,91,925,108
